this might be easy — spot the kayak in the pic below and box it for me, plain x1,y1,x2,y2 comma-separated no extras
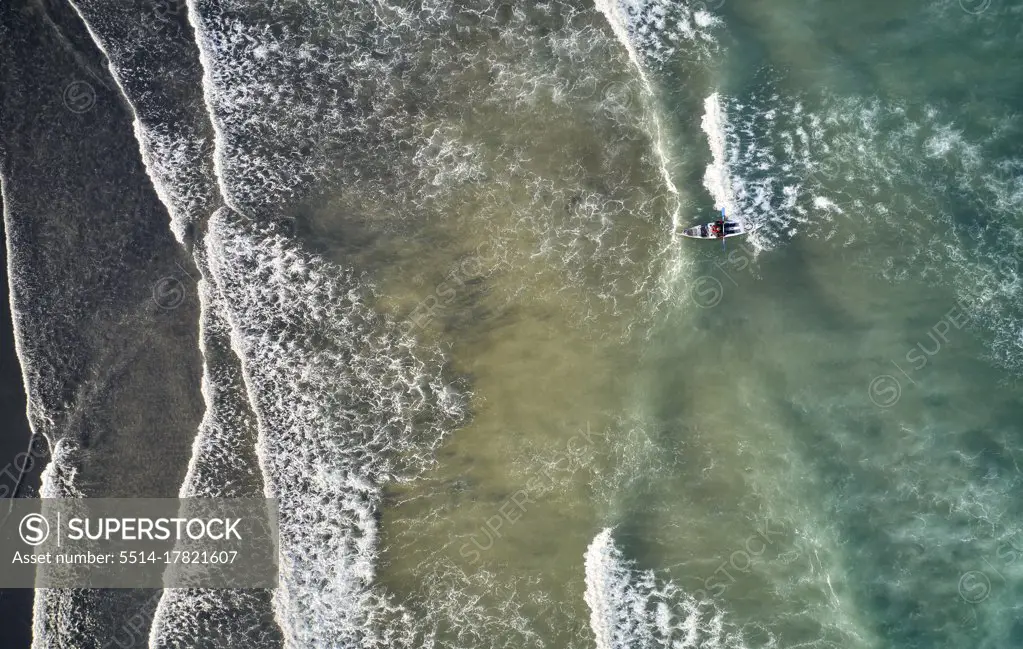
680,218,749,240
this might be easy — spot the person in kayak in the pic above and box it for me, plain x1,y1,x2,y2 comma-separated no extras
714,220,743,237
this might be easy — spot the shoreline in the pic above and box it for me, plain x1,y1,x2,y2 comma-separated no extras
0,201,42,649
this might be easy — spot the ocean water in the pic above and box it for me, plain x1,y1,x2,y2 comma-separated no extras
1,0,1022,648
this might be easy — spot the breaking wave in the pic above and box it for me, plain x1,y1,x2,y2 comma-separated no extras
584,528,746,649
205,209,467,647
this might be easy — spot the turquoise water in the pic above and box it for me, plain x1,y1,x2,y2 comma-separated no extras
613,2,1023,647
375,2,1023,647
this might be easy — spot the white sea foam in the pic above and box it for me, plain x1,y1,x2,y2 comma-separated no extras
413,125,488,196
66,0,219,243
170,279,262,501
183,0,429,217
129,119,218,243
8,6,223,644
57,6,265,645
592,0,708,311
18,2,1023,649
692,86,817,253
593,0,702,215
68,2,477,645
701,92,738,219
592,0,720,70
57,3,477,646
31,440,85,649
584,528,747,649
75,1,694,644
0,176,51,454
410,558,555,649
205,208,466,648
148,276,279,648
781,92,1023,372
37,439,85,499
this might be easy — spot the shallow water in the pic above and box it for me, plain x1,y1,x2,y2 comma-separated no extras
376,2,1023,648
0,0,1021,648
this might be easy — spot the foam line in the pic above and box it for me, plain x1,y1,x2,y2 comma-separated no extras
593,0,693,226
583,528,743,649
59,4,271,646
147,277,280,648
66,0,215,243
700,92,738,218
0,172,50,456
184,0,246,218
204,208,466,647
